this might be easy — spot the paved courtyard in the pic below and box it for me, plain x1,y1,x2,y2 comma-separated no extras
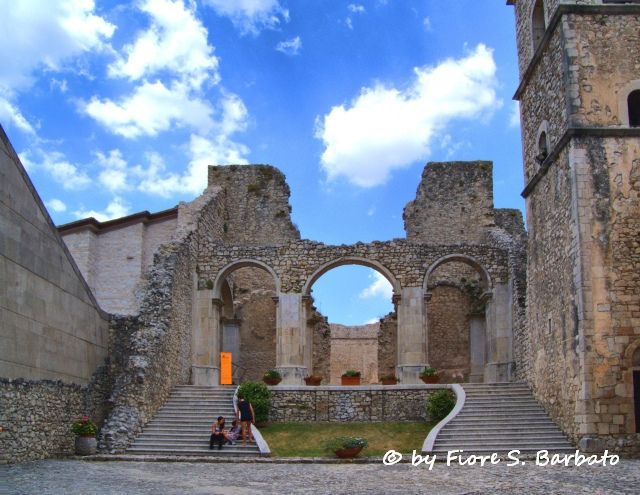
2,458,639,495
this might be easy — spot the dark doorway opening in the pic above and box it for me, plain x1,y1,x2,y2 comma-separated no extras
634,370,640,433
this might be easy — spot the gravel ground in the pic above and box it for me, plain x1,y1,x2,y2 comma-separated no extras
1,456,639,495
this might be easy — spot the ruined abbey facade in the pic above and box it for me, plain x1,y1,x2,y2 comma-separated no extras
1,0,639,462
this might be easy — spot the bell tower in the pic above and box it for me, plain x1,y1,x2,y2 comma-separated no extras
508,0,640,453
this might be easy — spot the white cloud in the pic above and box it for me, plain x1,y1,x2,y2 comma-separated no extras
50,78,69,93
359,271,393,300
0,96,36,134
315,44,499,187
423,17,432,31
74,196,130,222
509,101,521,128
108,0,219,89
348,4,365,14
46,198,67,213
21,149,91,189
0,0,115,92
345,17,353,30
203,0,289,35
85,80,215,138
96,149,131,192
275,36,302,56
364,317,380,325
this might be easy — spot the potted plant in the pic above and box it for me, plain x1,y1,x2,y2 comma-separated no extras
324,436,368,458
341,370,361,386
419,367,439,384
304,374,322,386
71,416,97,455
380,374,398,385
262,369,282,385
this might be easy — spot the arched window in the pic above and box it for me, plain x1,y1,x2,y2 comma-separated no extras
537,131,549,163
633,347,640,367
628,90,640,127
532,0,546,52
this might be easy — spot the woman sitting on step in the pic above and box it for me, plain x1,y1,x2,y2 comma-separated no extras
210,416,226,450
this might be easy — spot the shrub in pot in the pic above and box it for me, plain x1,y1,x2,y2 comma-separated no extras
71,416,97,455
324,436,368,458
419,367,439,384
262,369,282,386
341,370,361,386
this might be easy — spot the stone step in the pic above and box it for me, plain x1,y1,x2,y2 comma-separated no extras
133,438,252,447
437,432,568,442
127,447,259,456
441,425,562,434
430,448,576,456
433,440,572,450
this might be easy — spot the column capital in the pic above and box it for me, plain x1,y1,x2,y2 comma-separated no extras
392,294,402,305
271,296,279,304
424,292,432,302
211,298,223,308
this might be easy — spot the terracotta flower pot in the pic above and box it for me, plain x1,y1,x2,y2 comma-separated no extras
420,375,439,384
304,376,322,386
263,377,282,386
381,378,398,385
341,375,361,386
334,446,363,458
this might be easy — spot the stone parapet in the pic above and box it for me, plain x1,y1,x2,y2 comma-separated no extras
269,385,447,422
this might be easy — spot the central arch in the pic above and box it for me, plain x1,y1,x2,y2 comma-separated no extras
302,256,401,296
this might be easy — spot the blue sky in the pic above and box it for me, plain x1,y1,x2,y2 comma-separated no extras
0,0,523,325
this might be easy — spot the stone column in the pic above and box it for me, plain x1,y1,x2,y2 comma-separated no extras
469,314,486,383
396,287,428,384
191,291,221,386
484,284,514,382
275,292,307,385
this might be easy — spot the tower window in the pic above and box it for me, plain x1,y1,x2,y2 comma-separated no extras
532,1,546,52
629,90,640,127
537,131,549,163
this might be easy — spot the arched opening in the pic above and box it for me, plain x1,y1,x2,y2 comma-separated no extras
424,255,491,383
304,260,399,385
532,0,546,52
213,261,280,382
628,90,640,127
537,131,549,164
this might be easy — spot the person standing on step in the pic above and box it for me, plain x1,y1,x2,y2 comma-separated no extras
236,394,255,447
210,416,226,450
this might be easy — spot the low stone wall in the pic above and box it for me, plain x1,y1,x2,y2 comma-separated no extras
270,385,447,422
0,379,84,464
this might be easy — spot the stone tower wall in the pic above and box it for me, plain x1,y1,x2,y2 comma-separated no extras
403,161,495,244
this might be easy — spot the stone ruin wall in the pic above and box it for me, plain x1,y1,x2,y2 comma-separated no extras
97,185,227,453
403,161,496,244
329,323,379,385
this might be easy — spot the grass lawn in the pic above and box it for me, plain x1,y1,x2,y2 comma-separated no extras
259,422,434,457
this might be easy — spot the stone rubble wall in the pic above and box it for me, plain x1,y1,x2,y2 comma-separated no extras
403,161,496,245
97,186,225,453
328,323,379,385
269,387,444,422
377,313,398,379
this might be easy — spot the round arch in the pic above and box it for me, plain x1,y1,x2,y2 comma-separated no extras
301,256,401,296
623,338,640,368
423,254,493,292
212,259,281,298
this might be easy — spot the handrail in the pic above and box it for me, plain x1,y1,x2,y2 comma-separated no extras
422,383,466,453
233,385,271,457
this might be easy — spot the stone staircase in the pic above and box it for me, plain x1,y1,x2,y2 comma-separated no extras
430,383,574,456
127,385,261,457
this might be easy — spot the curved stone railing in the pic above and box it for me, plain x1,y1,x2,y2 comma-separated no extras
233,386,271,457
422,383,466,453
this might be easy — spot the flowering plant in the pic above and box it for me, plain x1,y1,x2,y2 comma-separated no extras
71,416,97,437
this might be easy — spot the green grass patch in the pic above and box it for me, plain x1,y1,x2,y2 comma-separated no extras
259,422,433,457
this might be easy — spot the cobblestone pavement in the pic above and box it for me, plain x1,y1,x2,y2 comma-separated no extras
1,457,639,495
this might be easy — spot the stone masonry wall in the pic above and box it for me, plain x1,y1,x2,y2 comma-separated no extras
98,186,225,453
208,165,300,246
403,161,495,244
270,386,446,422
377,312,398,379
329,323,379,385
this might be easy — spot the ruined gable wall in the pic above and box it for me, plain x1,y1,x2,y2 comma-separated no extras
329,323,379,385
208,165,300,246
403,161,495,244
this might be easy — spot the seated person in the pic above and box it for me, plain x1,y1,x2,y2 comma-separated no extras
209,416,226,450
225,420,240,445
